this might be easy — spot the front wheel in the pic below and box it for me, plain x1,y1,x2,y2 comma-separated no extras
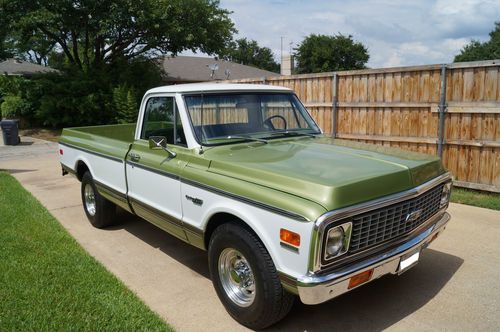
208,223,294,329
81,171,116,228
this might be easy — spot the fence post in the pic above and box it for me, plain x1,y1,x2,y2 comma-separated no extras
331,72,338,137
437,64,447,158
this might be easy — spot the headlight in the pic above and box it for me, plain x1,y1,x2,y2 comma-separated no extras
440,182,452,208
324,222,352,260
326,227,344,256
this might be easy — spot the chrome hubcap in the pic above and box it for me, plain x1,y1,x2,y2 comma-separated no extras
84,184,96,216
218,248,256,307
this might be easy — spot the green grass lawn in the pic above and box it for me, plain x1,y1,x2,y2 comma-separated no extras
451,186,500,211
0,172,172,331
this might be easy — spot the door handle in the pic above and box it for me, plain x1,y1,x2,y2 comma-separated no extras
129,153,141,162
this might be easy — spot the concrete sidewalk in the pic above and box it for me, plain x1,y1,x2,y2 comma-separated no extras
1,136,500,331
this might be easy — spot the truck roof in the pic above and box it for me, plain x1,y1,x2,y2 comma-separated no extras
146,83,292,94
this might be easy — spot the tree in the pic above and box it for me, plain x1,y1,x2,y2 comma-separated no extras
0,37,11,61
27,58,165,128
113,85,138,124
13,30,56,65
1,0,235,70
454,22,500,62
0,14,12,60
0,0,236,128
294,34,369,74
227,38,279,72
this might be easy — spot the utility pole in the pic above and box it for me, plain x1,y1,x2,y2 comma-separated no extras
280,36,284,63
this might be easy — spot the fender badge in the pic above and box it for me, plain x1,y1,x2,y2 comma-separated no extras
185,195,203,206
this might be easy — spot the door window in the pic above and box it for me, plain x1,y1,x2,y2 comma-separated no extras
141,97,186,145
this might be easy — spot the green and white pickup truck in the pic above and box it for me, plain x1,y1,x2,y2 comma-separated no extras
59,83,452,329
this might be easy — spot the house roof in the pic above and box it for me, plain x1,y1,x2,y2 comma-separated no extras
146,82,291,94
0,58,59,76
159,55,280,82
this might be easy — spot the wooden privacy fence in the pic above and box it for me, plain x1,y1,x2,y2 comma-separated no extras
227,60,500,193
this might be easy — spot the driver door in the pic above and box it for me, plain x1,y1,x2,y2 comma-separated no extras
126,96,188,241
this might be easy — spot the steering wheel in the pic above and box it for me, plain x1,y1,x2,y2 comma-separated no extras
263,115,287,130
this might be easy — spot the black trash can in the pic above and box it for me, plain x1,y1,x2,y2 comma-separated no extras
0,119,20,145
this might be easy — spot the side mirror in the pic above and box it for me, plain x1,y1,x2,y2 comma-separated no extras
149,136,167,149
148,136,176,158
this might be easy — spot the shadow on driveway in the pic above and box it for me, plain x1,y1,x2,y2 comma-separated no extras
109,209,463,331
272,249,463,331
109,209,210,278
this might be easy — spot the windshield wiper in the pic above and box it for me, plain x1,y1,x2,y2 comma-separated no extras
269,130,318,138
225,135,269,144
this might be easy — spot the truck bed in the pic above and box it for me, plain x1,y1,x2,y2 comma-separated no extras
59,123,136,160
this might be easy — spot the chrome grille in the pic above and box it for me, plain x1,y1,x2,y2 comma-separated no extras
348,184,444,254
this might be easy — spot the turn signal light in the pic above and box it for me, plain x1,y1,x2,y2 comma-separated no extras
348,269,374,289
280,228,300,247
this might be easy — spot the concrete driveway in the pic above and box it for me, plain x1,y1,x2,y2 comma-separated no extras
1,135,500,331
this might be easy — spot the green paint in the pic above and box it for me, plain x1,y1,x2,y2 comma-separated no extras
61,125,445,222
203,136,444,211
60,123,135,161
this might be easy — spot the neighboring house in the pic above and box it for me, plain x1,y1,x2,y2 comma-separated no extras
158,55,279,84
0,58,59,77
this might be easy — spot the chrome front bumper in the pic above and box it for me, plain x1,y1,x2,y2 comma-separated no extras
297,211,451,305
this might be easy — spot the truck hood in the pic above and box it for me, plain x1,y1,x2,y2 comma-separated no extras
204,137,445,211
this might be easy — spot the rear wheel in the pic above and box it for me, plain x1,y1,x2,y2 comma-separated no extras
81,171,116,228
208,223,294,329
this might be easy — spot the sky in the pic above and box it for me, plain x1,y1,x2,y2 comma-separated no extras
214,0,500,68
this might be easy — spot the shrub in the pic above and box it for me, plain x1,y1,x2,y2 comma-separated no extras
1,95,31,119
32,70,113,128
113,85,138,124
0,76,37,124
0,57,163,128
0,76,26,104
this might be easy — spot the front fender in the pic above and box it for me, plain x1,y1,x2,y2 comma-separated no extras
181,181,315,278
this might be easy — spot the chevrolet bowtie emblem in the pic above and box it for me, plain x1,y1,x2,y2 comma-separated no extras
405,209,423,223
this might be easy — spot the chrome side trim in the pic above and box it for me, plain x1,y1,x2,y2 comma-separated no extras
126,160,308,222
64,143,309,222
126,160,180,180
93,179,133,214
94,179,128,202
129,196,184,229
183,222,204,237
309,172,452,272
181,177,309,222
298,212,450,304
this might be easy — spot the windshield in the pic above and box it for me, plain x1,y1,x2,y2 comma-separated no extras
184,93,321,145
